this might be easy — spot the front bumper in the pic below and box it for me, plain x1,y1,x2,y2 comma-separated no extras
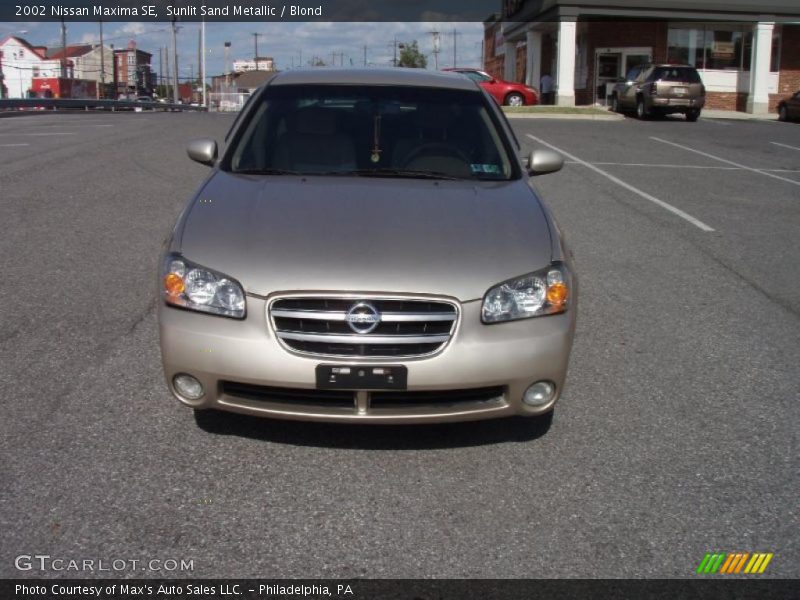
158,295,576,424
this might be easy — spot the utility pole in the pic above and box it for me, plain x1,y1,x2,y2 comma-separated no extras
110,43,116,98
164,45,170,99
430,30,440,70
224,41,231,85
60,18,67,78
452,28,457,68
197,26,201,91
99,20,105,98
390,39,406,67
158,47,163,96
171,18,179,103
201,19,206,106
252,32,263,70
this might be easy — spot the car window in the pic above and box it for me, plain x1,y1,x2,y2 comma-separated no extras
225,91,258,141
625,66,641,82
462,70,492,83
649,67,702,83
226,84,514,181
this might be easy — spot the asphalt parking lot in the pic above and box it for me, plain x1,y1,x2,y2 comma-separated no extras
0,111,797,579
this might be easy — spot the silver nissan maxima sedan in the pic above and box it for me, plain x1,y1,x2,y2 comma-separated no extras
158,68,576,425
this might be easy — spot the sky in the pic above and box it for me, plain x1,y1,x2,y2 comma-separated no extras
0,21,484,78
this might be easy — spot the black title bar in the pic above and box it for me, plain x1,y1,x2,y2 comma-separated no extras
3,579,798,600
3,0,498,22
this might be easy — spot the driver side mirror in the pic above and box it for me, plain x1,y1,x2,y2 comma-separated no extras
186,138,218,166
526,149,564,176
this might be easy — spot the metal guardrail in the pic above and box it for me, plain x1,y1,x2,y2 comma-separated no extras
0,98,207,112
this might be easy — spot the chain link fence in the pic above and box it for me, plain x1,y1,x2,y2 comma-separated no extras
208,92,250,112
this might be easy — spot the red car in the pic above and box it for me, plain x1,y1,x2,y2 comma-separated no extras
443,68,538,106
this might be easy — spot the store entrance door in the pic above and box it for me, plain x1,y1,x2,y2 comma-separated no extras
594,47,652,104
596,52,622,104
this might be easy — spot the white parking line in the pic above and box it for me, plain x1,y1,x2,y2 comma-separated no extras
526,133,715,232
0,143,30,147
564,161,800,174
567,161,739,170
651,136,800,187
3,132,76,136
771,142,800,152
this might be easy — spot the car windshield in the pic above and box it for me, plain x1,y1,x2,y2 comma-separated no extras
651,67,702,83
227,84,514,180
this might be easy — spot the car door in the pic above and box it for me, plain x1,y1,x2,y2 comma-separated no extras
620,66,644,109
471,71,505,105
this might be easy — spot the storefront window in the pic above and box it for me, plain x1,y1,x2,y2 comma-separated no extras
704,30,743,70
771,31,781,72
667,28,705,67
671,24,782,72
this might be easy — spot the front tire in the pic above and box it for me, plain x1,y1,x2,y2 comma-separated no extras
505,92,525,107
636,97,649,120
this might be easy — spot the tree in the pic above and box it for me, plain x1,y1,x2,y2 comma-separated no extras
397,41,427,69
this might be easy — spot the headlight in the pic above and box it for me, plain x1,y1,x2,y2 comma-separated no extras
161,253,246,319
482,264,571,323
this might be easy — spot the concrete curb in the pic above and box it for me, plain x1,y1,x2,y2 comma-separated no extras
699,110,779,121
504,112,624,121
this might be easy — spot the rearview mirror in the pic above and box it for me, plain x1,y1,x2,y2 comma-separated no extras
526,149,564,176
186,138,218,166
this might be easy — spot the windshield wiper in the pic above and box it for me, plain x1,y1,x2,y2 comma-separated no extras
318,168,462,180
233,167,302,175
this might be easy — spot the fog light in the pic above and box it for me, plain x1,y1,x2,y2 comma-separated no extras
523,381,555,407
173,374,204,400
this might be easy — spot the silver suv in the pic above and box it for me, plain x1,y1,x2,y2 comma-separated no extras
158,69,576,425
611,64,705,121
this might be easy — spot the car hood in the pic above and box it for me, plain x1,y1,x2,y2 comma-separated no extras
177,172,553,301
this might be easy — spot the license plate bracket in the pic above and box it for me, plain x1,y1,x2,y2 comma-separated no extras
316,364,408,390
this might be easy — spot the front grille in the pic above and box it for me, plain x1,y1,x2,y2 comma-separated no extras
220,382,506,414
270,297,458,358
370,387,505,408
221,381,354,408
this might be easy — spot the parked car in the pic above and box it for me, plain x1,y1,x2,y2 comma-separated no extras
443,67,538,106
158,68,574,426
777,90,800,122
611,64,705,121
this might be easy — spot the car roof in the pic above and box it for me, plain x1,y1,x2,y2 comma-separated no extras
268,68,477,91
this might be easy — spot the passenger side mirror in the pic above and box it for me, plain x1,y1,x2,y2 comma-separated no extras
186,138,218,166
526,149,564,176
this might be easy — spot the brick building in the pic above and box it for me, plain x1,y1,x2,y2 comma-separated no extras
487,0,800,113
113,40,154,97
